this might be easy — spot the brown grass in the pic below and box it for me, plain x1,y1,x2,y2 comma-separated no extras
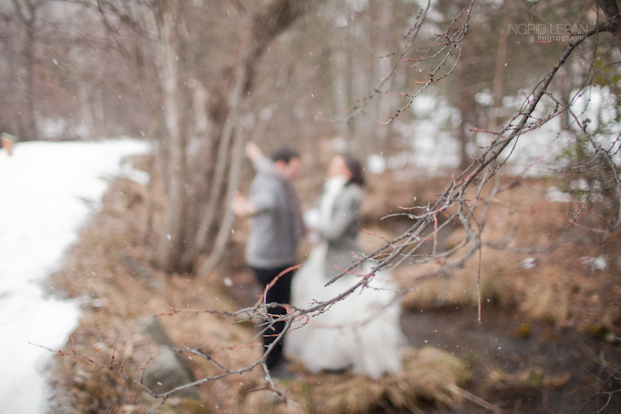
44,168,621,413
45,174,471,414
483,364,571,397
239,347,470,414
392,176,621,332
45,177,264,413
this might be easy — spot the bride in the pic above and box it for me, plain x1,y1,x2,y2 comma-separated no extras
285,154,406,380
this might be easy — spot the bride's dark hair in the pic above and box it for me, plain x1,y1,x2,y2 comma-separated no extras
342,155,365,186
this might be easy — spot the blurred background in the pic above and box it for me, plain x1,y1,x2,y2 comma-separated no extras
2,0,616,275
2,1,621,412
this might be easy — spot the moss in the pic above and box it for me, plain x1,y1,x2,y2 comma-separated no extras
523,369,544,386
585,323,608,338
538,328,563,348
461,351,479,364
512,323,531,339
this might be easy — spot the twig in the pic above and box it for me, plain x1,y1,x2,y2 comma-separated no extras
445,383,503,414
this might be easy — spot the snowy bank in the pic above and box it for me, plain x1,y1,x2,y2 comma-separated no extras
0,138,150,414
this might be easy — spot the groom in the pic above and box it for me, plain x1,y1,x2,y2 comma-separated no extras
232,142,304,378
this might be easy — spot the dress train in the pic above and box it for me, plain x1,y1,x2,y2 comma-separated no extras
285,244,406,379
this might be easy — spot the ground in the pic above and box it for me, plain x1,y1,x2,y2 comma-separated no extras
225,267,621,414
44,169,621,413
402,306,621,413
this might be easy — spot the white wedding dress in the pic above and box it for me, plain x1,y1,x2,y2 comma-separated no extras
284,177,406,379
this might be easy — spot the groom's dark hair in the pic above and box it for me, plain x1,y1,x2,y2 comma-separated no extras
271,147,300,164
343,155,365,186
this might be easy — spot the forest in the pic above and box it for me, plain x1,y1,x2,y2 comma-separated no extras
2,0,621,413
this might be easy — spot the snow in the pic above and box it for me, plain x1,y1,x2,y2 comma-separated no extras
0,138,150,414
401,86,621,178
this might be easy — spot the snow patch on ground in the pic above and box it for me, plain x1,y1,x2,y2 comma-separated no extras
0,138,150,413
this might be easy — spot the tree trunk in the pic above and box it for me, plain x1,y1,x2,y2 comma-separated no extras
13,0,40,141
196,123,246,278
456,78,476,171
329,0,350,145
350,7,371,155
153,0,188,273
24,18,37,141
373,1,394,154
488,1,509,133
597,0,621,43
79,84,95,137
192,0,321,275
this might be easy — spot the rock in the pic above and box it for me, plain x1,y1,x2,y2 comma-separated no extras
141,317,199,399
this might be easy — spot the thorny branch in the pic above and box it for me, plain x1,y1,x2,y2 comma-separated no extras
320,20,604,319
343,0,475,124
577,354,621,414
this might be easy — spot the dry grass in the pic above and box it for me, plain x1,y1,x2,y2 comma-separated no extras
239,347,470,414
44,169,621,413
483,364,571,396
393,177,621,332
45,174,471,414
45,177,264,413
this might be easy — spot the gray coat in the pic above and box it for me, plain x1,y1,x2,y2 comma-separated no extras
318,183,364,279
245,169,299,269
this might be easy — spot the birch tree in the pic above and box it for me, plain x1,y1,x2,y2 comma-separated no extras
8,0,45,141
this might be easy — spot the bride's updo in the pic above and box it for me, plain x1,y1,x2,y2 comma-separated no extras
342,155,365,186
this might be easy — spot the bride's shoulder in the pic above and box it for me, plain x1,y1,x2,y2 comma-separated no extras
343,183,364,197
338,184,364,205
